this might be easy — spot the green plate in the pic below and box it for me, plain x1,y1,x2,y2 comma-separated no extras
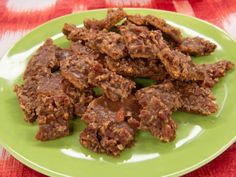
0,8,235,177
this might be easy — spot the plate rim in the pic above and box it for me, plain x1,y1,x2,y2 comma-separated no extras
0,8,236,177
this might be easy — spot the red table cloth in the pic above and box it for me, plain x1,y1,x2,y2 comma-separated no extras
0,0,235,176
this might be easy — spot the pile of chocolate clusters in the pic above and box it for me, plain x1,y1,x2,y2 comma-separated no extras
15,8,234,156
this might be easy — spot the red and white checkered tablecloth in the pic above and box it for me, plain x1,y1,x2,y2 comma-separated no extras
0,0,235,176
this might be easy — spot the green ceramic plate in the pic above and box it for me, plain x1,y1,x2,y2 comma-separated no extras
0,8,235,177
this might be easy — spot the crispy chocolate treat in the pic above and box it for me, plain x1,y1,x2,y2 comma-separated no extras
62,23,77,36
179,37,217,56
60,54,92,91
70,41,100,60
187,60,235,88
136,81,182,110
62,79,94,117
88,32,127,60
70,41,107,66
73,89,94,117
203,60,234,87
136,82,182,142
15,39,58,122
23,39,58,80
175,82,218,115
55,47,95,116
158,48,233,86
88,63,136,101
158,48,206,81
14,82,38,122
84,8,127,30
15,38,94,126
35,73,94,140
80,96,140,156
139,96,177,142
145,15,183,43
64,26,127,60
127,14,183,45
35,74,74,141
127,15,145,26
104,56,168,80
63,24,98,42
120,23,167,59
